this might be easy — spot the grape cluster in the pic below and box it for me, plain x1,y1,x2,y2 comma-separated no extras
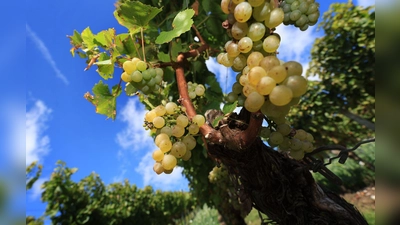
219,0,316,160
187,81,206,99
281,0,320,31
144,102,206,174
120,57,164,95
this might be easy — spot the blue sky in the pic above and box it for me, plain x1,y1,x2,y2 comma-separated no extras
9,0,374,221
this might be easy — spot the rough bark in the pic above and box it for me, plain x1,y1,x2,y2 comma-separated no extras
204,108,368,225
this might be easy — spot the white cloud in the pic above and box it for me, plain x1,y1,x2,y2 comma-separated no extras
356,0,375,7
26,24,69,85
206,57,237,93
115,99,153,150
26,100,52,166
29,177,47,200
135,151,189,191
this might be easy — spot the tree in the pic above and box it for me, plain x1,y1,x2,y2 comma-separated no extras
66,0,374,224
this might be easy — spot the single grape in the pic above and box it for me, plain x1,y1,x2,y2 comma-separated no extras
121,72,132,82
152,149,164,161
221,0,230,14
159,139,173,153
290,10,302,21
172,125,185,138
277,123,291,136
284,75,308,97
269,131,284,145
165,102,178,115
188,123,200,135
231,22,249,40
259,126,271,138
176,115,189,127
145,110,157,123
306,3,319,15
248,0,265,7
269,85,293,106
248,66,267,86
242,84,256,97
247,51,264,68
263,34,280,53
238,37,253,53
123,60,136,74
181,149,192,161
299,2,310,14
290,149,305,160
283,61,303,76
193,114,206,126
160,126,172,136
131,71,143,83
232,82,243,94
153,162,164,174
294,129,307,140
142,70,152,81
248,22,266,42
182,135,197,150
259,55,280,72
296,15,309,27
290,138,302,150
244,91,265,112
260,100,290,118
226,42,241,58
153,116,165,129
257,76,276,95
162,154,177,170
290,1,301,11
170,141,187,158
305,132,314,142
267,65,288,83
308,12,320,23
253,1,271,21
136,61,147,71
264,7,284,28
227,92,238,103
301,141,314,153
234,2,253,23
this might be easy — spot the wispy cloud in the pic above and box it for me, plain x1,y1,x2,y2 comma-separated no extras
26,24,69,85
135,151,189,191
206,57,237,94
29,177,47,200
115,99,153,150
26,100,52,166
356,0,375,7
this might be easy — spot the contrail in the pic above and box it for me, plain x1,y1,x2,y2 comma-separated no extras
26,24,69,85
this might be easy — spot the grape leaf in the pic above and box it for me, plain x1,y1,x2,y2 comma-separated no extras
125,82,138,96
94,28,115,48
222,101,238,114
84,81,120,120
81,27,96,50
114,1,162,33
155,9,195,44
96,53,114,79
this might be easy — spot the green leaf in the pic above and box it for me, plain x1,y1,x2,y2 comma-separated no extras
94,28,115,48
69,30,83,45
96,53,114,79
222,101,237,114
85,80,119,120
81,27,96,49
124,82,138,96
115,1,162,32
212,115,224,128
155,9,195,44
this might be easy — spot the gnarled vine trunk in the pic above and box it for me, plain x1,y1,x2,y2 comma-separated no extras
204,109,368,225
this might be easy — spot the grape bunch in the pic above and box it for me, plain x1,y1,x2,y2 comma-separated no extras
144,102,206,174
120,57,164,95
281,0,320,31
187,81,206,100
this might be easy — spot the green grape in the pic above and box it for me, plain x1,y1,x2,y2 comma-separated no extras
283,12,291,23
220,53,235,67
298,2,310,13
221,0,231,14
248,0,265,7
172,125,185,138
181,149,192,161
263,35,280,53
301,141,314,153
176,115,189,127
170,141,187,158
238,37,253,53
253,1,271,21
237,94,246,106
160,126,172,136
294,129,307,140
153,162,164,174
239,73,249,86
264,8,284,28
165,102,178,115
290,149,305,160
285,0,296,4
271,116,287,125
259,126,271,138
252,40,263,51
227,92,238,103
300,24,309,31
136,61,147,71
155,67,163,76
243,84,256,97
234,2,253,23
247,51,264,68
248,66,267,86
232,82,243,94
154,74,162,84
290,138,302,150
145,110,157,123
306,3,319,15
188,124,200,135
296,15,309,27
267,65,288,83
308,12,319,23
123,60,137,75
227,13,236,24
232,54,247,71
159,139,173,153
155,133,169,146
269,85,293,106
148,68,157,78
290,1,301,11
195,85,206,96
226,42,241,58
142,70,152,81
260,55,280,72
162,154,177,170
244,91,265,112
284,75,308,97
131,71,143,83
290,10,302,21
305,132,314,142
121,72,132,82
152,149,164,161
248,22,266,41
269,131,284,145
153,116,165,129
277,123,291,136
283,61,303,76
231,22,249,40
141,85,150,94
182,135,197,150
193,114,206,126
189,91,197,99
282,3,291,13
147,78,156,87
257,76,276,95
279,137,291,149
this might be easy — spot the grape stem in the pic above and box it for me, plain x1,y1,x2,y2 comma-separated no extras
174,25,263,149
141,27,146,62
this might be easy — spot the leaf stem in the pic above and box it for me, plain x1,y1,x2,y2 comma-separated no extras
141,27,146,62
